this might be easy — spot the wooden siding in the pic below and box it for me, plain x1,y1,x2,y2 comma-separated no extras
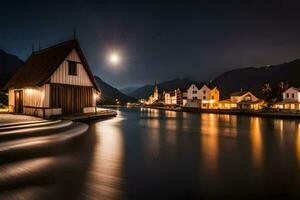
8,89,14,112
50,49,93,86
50,84,94,114
8,85,49,112
23,84,50,108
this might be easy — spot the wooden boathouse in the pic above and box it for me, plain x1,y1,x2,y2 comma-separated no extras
5,39,101,118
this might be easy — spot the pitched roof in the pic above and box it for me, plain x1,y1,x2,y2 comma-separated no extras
4,39,99,91
230,91,249,97
284,86,300,93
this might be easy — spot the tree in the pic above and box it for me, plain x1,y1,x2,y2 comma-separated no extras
276,81,289,102
261,83,273,108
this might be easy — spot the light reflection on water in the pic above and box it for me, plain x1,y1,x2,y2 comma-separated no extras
200,114,219,175
2,108,300,198
250,117,263,169
83,116,125,199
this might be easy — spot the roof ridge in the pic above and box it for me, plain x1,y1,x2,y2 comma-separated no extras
33,39,77,55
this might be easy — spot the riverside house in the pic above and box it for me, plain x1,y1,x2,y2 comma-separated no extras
274,87,300,110
218,91,263,110
185,83,219,108
5,39,100,118
162,88,184,106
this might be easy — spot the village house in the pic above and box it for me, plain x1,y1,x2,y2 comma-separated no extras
5,39,100,118
274,87,300,110
185,83,219,108
218,91,263,110
162,88,184,106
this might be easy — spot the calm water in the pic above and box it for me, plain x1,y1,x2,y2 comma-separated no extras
2,108,300,199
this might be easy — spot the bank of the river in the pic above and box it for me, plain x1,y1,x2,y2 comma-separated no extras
54,109,117,122
140,105,300,119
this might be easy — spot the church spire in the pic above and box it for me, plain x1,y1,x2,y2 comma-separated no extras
154,80,158,93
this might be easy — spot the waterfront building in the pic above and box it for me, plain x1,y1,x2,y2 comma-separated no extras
185,83,219,108
5,39,100,118
146,81,159,104
218,91,263,110
162,88,184,106
274,87,300,110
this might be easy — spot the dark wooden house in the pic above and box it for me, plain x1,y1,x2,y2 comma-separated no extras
5,39,100,118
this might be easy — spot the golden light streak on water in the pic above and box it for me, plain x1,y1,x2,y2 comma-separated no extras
296,123,300,167
83,116,125,199
200,114,219,175
250,117,263,170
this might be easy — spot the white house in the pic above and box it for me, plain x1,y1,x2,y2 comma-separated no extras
163,90,177,105
275,87,300,110
185,84,219,108
5,39,100,118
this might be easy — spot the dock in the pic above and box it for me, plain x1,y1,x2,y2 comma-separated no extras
53,109,117,122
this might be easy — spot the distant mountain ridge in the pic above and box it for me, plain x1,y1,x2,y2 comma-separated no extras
129,78,196,99
2,48,300,103
119,86,140,95
129,59,300,100
94,76,136,104
213,59,300,98
0,49,24,89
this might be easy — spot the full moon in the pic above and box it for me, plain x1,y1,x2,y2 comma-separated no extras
109,52,120,65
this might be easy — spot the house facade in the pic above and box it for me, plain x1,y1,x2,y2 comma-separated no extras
218,91,263,110
162,88,183,106
185,84,219,108
274,87,300,110
5,39,100,118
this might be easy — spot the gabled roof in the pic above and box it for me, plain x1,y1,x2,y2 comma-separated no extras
284,86,300,93
4,39,100,91
230,91,249,97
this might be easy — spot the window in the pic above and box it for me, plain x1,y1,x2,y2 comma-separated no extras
193,90,197,94
212,95,214,99
292,93,295,98
203,96,206,100
203,90,206,94
286,93,289,98
68,61,77,76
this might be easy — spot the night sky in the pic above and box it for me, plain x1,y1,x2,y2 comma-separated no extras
1,0,300,88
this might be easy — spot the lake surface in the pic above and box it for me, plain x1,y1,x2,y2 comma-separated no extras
2,108,300,199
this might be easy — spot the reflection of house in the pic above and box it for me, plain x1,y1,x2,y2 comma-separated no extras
274,87,300,110
5,39,100,118
218,91,263,110
185,83,219,108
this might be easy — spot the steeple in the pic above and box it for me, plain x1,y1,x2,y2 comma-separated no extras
154,80,158,93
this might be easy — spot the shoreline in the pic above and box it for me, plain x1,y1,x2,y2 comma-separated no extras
102,105,300,119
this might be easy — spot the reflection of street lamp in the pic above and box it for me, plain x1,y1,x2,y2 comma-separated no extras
115,98,120,105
